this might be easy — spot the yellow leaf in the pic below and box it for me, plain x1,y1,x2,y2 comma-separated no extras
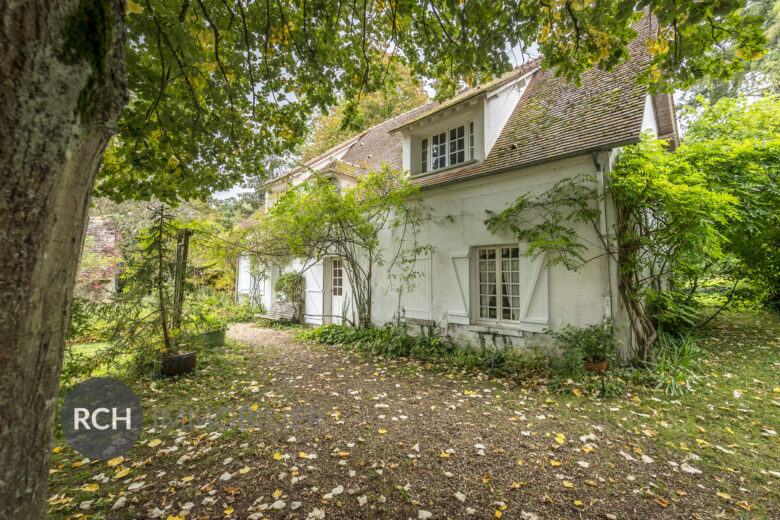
736,501,754,511
338,451,349,457
550,460,561,466
81,483,99,492
126,0,143,14
554,433,565,444
273,452,283,460
563,481,574,488
167,515,185,520
181,476,194,482
716,492,731,501
53,446,62,454
239,466,250,474
148,439,162,448
299,452,308,458
273,489,282,499
655,497,668,507
581,446,593,453
572,388,582,397
378,429,387,434
495,511,502,518
440,451,450,458
517,460,523,466
223,506,234,515
250,404,259,411
113,468,130,479
107,457,124,467
574,500,583,507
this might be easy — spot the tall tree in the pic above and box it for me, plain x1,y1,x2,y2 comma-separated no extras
678,0,779,109
300,61,430,161
0,1,769,517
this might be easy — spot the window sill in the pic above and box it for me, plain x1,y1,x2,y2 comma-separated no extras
467,320,548,335
413,158,477,178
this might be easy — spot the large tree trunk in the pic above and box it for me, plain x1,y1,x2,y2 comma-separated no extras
0,0,127,516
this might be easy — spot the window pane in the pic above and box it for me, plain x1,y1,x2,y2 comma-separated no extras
478,247,497,320
421,138,428,173
449,125,465,166
499,247,521,322
469,122,474,159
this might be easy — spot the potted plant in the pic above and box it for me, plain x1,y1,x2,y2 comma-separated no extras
199,312,227,347
148,207,197,376
580,322,618,372
549,321,618,374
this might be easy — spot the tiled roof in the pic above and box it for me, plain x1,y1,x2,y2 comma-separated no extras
392,59,541,132
414,17,655,188
272,16,671,191
265,102,437,188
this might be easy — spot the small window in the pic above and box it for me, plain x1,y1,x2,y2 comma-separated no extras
421,138,428,173
332,259,343,296
469,122,474,159
477,246,520,322
449,126,465,165
431,132,446,170
420,123,471,174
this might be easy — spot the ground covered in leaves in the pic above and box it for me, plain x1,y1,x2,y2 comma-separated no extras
48,311,779,519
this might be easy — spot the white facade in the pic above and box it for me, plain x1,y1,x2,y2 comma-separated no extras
241,86,666,354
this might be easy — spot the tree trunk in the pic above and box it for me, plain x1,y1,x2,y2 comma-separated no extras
172,229,191,331
0,1,128,517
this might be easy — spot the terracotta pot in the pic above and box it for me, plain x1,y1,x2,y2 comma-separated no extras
584,359,608,373
161,352,197,376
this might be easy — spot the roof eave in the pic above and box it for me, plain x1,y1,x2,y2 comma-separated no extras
417,137,642,191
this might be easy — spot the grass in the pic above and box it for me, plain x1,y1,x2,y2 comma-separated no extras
47,311,779,519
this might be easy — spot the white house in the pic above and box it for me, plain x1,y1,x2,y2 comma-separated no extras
236,18,679,352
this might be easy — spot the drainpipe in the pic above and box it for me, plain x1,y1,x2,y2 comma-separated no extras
592,151,614,324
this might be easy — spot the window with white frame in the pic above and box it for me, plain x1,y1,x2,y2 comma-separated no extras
477,245,521,322
332,259,343,296
420,122,472,174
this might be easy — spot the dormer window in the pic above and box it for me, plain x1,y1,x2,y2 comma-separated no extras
419,122,472,174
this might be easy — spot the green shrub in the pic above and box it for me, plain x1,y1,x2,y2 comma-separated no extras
638,331,702,395
300,324,551,379
548,321,618,362
646,290,701,335
274,272,304,305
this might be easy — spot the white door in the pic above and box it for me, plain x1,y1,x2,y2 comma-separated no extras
303,262,324,325
330,259,344,325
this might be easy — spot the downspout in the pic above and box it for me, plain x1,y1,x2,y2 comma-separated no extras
592,151,614,325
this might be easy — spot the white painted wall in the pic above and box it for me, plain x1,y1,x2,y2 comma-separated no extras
641,95,659,135
372,153,611,349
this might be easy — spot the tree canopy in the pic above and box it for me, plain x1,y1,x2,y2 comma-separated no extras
95,0,768,205
299,61,429,161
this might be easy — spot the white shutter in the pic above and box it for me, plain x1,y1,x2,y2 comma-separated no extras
447,248,470,324
303,263,324,325
236,255,251,296
401,254,432,320
517,254,548,324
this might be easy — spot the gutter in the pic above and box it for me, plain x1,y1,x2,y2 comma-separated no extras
416,137,641,191
592,151,615,325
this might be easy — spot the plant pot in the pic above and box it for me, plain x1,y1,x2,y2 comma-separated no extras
584,359,608,373
161,352,197,376
201,328,226,347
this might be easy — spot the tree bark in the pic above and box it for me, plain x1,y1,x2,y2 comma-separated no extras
0,0,127,517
